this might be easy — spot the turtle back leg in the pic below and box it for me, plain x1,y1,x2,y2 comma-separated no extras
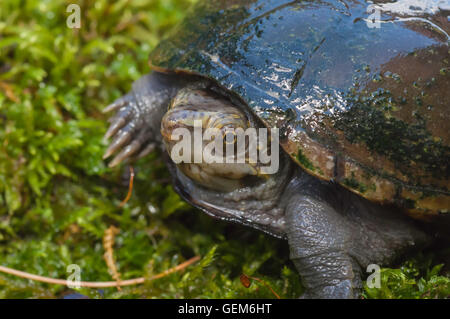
103,72,189,166
284,173,430,298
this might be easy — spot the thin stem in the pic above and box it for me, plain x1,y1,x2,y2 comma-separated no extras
0,256,200,288
119,166,134,207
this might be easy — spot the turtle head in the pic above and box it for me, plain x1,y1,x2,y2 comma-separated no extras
161,88,276,191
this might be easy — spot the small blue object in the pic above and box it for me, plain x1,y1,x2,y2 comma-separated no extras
63,292,89,299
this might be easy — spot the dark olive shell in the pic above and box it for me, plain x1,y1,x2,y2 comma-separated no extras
149,0,450,218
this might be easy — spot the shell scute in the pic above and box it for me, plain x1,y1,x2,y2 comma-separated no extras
149,0,450,217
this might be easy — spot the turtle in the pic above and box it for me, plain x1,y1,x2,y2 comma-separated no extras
103,0,450,298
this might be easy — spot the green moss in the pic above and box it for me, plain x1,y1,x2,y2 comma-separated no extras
295,150,314,171
343,174,368,194
294,149,323,175
363,253,450,299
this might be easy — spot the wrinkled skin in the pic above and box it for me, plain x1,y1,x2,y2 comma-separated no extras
103,72,430,298
103,0,449,298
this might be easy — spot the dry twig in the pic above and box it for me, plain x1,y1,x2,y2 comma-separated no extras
119,166,134,207
240,273,281,299
0,256,200,288
0,81,19,103
103,225,122,290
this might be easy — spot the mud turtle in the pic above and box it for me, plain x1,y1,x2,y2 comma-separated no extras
103,0,450,298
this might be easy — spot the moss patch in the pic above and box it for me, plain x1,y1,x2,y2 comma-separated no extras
294,149,323,176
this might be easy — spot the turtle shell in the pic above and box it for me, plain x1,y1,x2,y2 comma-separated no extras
149,0,450,219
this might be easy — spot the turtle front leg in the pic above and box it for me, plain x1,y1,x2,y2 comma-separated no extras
285,179,430,299
103,72,189,167
285,194,363,298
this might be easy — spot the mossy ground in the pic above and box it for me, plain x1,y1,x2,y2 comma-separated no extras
0,0,448,299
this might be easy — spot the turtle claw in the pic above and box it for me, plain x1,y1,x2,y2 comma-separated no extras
103,94,131,113
136,142,156,159
108,140,142,167
103,130,133,159
103,72,183,167
104,117,126,140
107,127,155,166
103,93,156,166
104,105,134,143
